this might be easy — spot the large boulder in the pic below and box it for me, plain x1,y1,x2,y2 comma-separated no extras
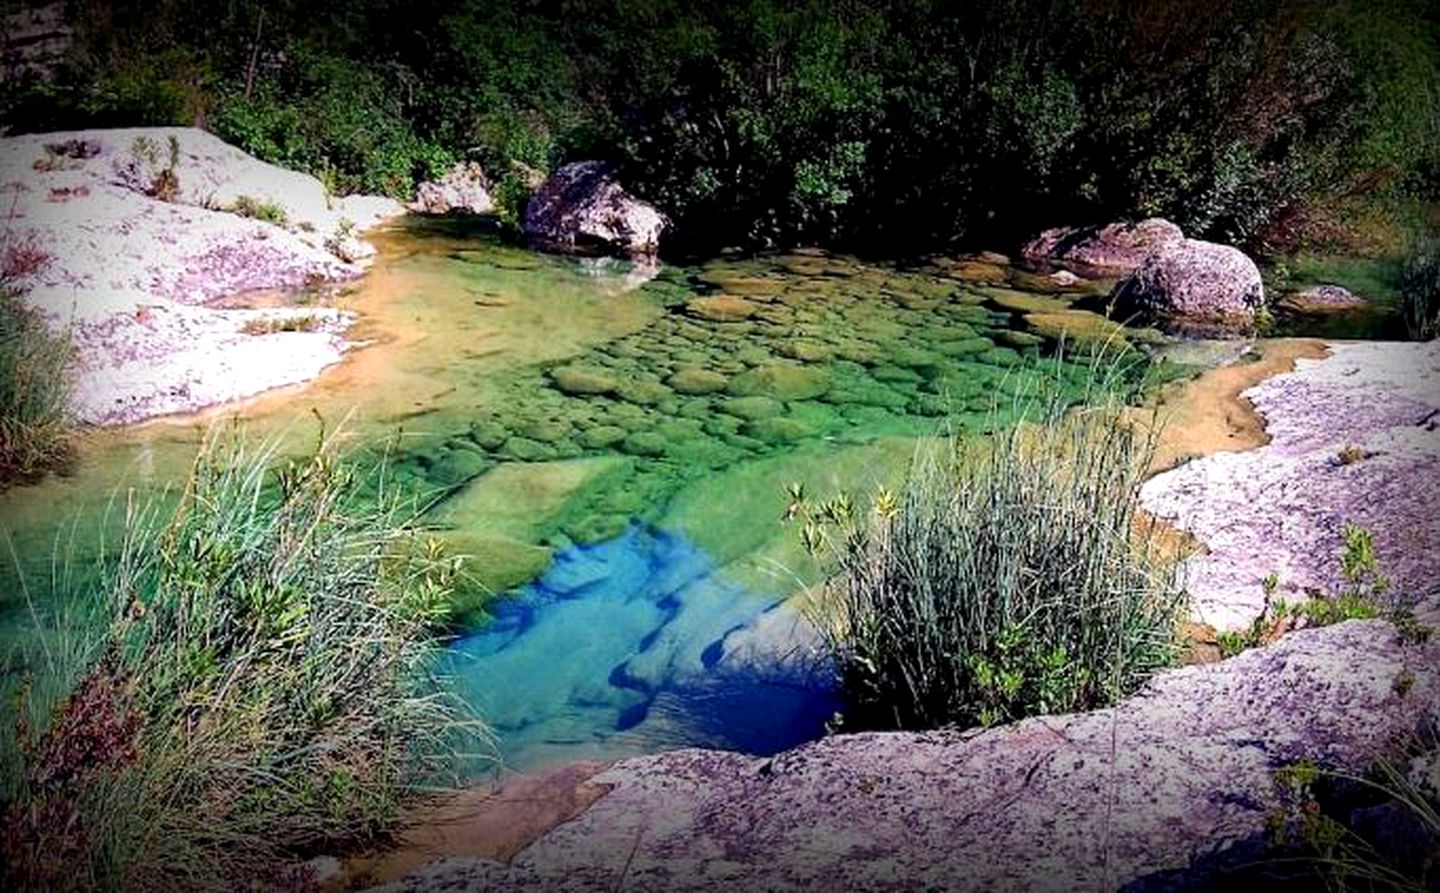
1022,218,1184,274
524,161,667,257
410,161,494,215
1112,238,1264,325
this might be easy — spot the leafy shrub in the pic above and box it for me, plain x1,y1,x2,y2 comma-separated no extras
797,371,1184,730
0,432,488,889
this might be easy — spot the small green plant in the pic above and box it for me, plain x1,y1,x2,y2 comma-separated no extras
230,194,288,224
1218,525,1428,657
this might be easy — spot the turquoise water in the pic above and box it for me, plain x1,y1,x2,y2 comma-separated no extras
0,226,1156,774
448,525,840,771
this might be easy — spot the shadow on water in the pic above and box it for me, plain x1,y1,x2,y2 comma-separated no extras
446,524,841,773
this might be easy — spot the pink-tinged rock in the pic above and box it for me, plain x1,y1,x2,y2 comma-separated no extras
410,161,494,215
1022,218,1184,274
375,606,1439,892
1291,284,1366,310
1113,239,1264,324
525,161,668,258
0,127,404,425
1142,341,1440,630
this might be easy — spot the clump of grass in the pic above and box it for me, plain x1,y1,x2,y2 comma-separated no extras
231,194,288,225
0,287,72,485
796,365,1185,730
240,313,324,335
1266,754,1440,892
1400,237,1439,340
0,429,488,890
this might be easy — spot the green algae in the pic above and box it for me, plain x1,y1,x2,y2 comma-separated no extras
0,225,1174,639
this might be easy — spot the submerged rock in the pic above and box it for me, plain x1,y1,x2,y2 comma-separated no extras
524,161,668,257
1023,218,1184,274
685,295,759,322
1112,239,1264,326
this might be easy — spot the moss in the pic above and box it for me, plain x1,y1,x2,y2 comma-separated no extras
551,364,621,395
620,431,669,456
727,363,832,400
578,424,629,449
1023,309,1133,352
685,295,760,321
719,396,784,420
744,416,817,443
617,379,674,406
667,367,730,395
980,288,1077,314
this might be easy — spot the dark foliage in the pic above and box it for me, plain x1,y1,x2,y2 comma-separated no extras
2,0,1436,254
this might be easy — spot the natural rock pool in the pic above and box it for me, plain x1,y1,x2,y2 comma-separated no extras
0,218,1169,771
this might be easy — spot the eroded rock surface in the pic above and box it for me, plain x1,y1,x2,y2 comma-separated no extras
524,161,667,257
0,127,403,424
1142,340,1440,630
378,608,1438,891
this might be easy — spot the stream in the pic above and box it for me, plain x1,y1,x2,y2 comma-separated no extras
0,216,1281,772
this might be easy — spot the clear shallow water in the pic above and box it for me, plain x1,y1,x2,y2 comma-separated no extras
0,220,1155,771
448,525,840,772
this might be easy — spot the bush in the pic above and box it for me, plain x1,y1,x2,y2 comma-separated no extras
0,432,488,890
797,369,1184,730
1401,237,1439,340
0,273,72,485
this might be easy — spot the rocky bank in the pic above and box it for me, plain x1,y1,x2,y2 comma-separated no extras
0,127,404,425
371,340,1440,891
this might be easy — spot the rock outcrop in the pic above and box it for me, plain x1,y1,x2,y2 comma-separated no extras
411,161,494,215
0,127,404,424
1112,238,1265,325
1022,218,1184,274
377,607,1439,892
377,340,1440,891
524,161,667,257
1290,283,1366,310
1142,340,1440,631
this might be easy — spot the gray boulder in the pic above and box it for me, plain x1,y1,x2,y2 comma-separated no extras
524,161,667,257
1022,218,1184,274
410,161,494,215
1112,238,1264,324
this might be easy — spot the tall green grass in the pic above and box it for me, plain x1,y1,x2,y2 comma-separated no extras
1401,237,1439,340
0,290,72,484
1,429,489,891
797,367,1185,731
